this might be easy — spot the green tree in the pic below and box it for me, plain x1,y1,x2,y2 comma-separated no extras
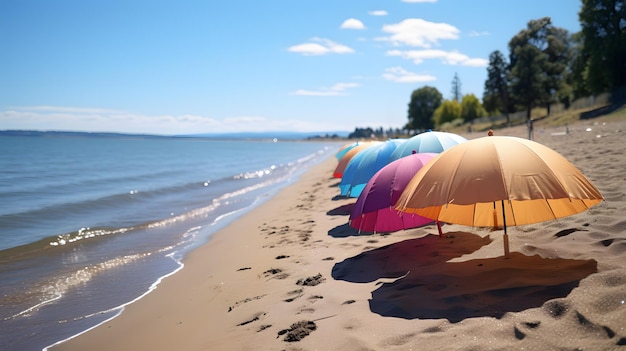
483,50,511,123
569,32,592,99
508,17,570,119
461,94,486,123
543,26,573,112
433,99,462,127
509,43,547,119
451,73,462,102
579,0,626,94
406,86,443,131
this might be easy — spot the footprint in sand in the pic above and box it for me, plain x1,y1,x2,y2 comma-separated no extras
263,268,289,280
296,273,325,286
227,295,266,312
277,320,317,342
257,324,272,332
284,288,304,302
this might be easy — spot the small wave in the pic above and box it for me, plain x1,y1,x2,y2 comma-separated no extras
7,251,157,320
49,227,131,246
42,252,186,351
4,222,200,323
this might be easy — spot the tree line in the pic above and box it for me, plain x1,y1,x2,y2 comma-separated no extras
405,0,626,132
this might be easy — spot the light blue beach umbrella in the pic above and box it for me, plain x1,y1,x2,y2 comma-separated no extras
389,131,467,161
336,142,360,160
339,139,405,197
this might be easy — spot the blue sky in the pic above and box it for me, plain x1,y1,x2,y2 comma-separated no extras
1,0,583,135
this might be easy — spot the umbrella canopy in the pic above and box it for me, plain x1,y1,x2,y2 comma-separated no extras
333,141,382,178
336,142,360,161
395,136,604,256
339,139,404,197
389,131,467,161
350,152,437,233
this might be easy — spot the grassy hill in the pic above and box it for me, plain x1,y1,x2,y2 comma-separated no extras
446,102,626,135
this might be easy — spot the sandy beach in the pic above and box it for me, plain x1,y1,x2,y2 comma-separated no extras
52,118,626,351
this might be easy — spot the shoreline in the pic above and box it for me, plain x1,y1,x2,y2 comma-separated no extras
52,120,626,351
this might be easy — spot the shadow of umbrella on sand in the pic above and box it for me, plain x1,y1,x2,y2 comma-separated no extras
395,135,604,258
368,252,598,322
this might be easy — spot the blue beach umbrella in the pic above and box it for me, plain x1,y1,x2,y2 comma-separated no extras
389,131,467,161
339,139,405,197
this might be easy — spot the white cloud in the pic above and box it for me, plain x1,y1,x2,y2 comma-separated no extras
340,18,366,30
14,105,125,114
287,37,355,56
0,106,343,134
379,18,459,48
387,49,488,67
468,30,490,37
369,10,388,16
382,66,437,83
290,82,360,96
462,57,490,67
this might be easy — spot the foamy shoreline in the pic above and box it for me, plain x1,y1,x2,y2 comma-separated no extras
52,119,626,351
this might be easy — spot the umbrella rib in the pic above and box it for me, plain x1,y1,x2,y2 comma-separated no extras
520,141,574,198
543,198,560,222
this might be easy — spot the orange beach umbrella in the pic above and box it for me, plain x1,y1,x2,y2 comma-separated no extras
395,136,604,257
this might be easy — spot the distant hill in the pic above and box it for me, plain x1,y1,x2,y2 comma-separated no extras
0,130,169,139
0,130,350,140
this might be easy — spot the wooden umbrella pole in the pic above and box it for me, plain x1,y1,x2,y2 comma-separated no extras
436,220,444,238
501,200,510,258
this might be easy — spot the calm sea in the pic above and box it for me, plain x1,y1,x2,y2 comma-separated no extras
0,134,343,351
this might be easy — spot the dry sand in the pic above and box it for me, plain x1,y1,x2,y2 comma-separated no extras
52,119,626,351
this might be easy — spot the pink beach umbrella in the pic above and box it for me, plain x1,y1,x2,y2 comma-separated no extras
349,152,437,233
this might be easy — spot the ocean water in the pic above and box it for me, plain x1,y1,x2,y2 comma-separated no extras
0,134,343,351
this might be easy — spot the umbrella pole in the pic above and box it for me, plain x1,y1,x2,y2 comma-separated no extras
436,220,444,238
501,200,510,258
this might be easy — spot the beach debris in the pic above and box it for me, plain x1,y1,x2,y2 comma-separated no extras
277,320,317,342
276,254,290,259
237,267,251,271
236,312,267,326
296,273,325,286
